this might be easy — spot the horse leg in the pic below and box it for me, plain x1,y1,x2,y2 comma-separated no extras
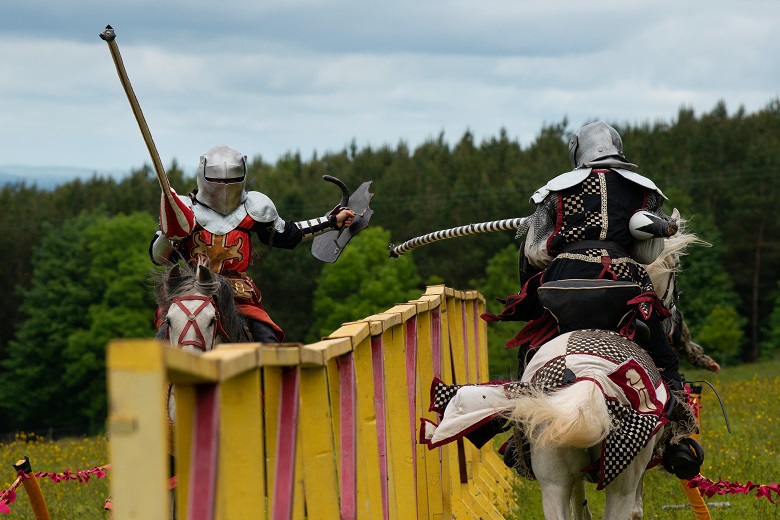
604,439,656,519
570,480,592,520
630,473,645,520
532,444,590,520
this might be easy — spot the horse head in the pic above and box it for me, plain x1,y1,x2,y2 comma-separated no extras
156,263,247,353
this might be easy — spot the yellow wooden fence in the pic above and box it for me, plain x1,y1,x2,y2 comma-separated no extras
106,285,518,519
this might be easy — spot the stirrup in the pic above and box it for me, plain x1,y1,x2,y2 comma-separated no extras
663,438,704,480
501,438,518,469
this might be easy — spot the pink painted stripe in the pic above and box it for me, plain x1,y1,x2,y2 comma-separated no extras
431,307,442,381
371,335,389,520
461,302,470,382
338,353,357,520
272,367,300,520
405,317,419,513
188,384,219,520
473,301,481,382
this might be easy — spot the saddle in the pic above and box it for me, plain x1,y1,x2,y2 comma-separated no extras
537,279,641,333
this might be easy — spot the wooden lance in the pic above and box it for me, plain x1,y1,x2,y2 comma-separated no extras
389,217,527,258
100,25,171,193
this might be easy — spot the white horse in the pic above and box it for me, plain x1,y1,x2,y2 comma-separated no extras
509,222,702,520
418,217,708,518
154,263,250,423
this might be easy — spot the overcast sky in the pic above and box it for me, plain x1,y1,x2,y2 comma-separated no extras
1,0,778,180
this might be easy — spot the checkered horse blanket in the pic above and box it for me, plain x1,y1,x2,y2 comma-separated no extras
420,329,670,488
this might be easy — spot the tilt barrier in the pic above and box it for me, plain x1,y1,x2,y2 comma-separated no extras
106,285,518,519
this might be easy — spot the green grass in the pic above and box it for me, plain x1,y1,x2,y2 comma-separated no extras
505,359,780,519
0,433,110,519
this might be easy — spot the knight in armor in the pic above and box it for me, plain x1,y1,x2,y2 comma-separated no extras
483,122,703,475
150,145,355,343
486,122,680,382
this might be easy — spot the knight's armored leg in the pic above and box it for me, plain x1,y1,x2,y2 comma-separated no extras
639,315,705,479
248,319,281,344
638,314,682,384
518,242,543,287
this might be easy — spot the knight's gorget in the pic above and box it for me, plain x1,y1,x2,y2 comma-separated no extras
191,191,287,235
531,167,666,204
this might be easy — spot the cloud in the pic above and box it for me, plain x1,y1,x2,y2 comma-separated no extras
1,0,778,178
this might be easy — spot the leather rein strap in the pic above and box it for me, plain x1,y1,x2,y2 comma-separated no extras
170,295,221,351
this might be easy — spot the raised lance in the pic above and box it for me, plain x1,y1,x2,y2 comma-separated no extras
389,217,527,258
100,25,170,193
101,25,373,260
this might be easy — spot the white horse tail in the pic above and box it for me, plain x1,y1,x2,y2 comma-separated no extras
511,380,612,449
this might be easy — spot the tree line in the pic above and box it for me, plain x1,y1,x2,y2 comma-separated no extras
1,99,778,434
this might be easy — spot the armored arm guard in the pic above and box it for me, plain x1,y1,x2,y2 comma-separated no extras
150,230,175,265
630,194,678,264
295,214,338,242
522,196,557,269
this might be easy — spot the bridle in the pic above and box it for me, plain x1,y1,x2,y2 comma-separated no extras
167,295,226,352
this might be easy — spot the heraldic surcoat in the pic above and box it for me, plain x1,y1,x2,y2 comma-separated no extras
483,168,670,350
153,192,304,342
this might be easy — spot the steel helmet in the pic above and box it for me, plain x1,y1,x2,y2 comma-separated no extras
195,145,247,215
568,122,627,169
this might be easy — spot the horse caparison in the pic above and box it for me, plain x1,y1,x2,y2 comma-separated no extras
507,225,703,519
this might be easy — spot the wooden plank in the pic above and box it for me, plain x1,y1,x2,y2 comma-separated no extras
203,344,259,380
187,385,219,520
272,367,300,520
381,325,418,519
263,367,283,515
298,365,341,518
371,335,390,520
258,344,302,367
173,384,196,520
415,308,443,519
327,321,371,345
383,303,419,322
338,354,357,519
300,337,353,366
164,345,220,384
353,334,384,519
214,367,265,520
363,311,403,333
107,340,169,520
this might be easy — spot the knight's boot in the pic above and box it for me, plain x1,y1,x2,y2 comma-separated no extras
501,438,519,470
662,372,705,479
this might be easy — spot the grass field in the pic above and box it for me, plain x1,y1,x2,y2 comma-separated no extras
506,358,780,519
0,433,110,518
1,360,778,519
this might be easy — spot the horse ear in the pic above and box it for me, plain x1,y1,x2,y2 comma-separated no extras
196,265,214,284
671,207,680,221
166,263,183,291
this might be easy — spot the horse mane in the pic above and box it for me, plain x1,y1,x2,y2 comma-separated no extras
153,262,248,342
645,218,710,288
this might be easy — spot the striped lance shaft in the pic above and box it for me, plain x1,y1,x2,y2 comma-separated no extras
389,217,526,258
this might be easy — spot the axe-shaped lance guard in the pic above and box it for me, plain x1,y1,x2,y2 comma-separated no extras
311,175,374,263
